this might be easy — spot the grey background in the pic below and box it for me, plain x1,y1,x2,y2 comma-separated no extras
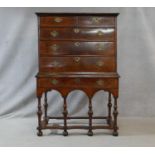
0,7,155,118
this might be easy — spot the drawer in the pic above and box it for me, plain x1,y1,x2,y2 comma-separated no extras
39,56,116,72
37,77,118,89
40,27,115,41
40,41,115,56
40,16,77,27
78,16,115,27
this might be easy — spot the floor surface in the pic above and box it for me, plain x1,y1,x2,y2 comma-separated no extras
0,117,155,147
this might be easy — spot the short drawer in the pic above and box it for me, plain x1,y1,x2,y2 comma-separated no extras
40,27,115,41
37,77,118,89
40,16,77,27
39,56,116,72
78,16,115,27
40,41,115,56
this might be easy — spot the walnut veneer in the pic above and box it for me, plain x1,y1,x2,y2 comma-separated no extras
36,13,119,136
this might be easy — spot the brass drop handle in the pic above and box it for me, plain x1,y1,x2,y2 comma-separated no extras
74,42,80,47
73,28,80,33
50,31,59,37
96,80,104,86
50,44,59,51
92,17,102,24
51,79,59,85
52,61,59,67
96,61,104,67
97,31,104,36
54,17,63,23
74,78,81,83
74,57,80,63
96,43,104,51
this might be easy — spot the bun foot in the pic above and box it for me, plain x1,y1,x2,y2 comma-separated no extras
63,130,68,136
37,131,43,136
113,131,118,136
87,130,93,136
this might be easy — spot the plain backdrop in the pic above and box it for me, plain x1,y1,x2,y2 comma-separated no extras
0,7,155,119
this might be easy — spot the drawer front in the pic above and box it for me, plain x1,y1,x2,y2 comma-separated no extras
40,28,115,41
40,57,116,72
78,16,115,27
38,77,118,89
40,41,115,56
40,16,77,27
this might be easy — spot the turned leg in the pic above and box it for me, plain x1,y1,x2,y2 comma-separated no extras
44,92,48,124
107,92,112,125
113,97,118,136
37,96,43,136
87,97,93,136
63,97,68,136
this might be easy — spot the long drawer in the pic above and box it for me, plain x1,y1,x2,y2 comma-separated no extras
40,27,115,41
39,56,116,72
37,77,118,89
40,41,115,56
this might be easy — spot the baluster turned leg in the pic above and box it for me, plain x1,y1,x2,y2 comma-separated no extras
113,97,118,136
44,92,48,124
107,92,112,125
87,97,93,136
37,96,43,136
63,97,68,136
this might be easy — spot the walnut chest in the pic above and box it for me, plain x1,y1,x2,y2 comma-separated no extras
36,13,119,136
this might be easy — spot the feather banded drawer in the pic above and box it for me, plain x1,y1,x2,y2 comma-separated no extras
36,13,120,136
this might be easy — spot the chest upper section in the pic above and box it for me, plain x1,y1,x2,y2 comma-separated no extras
37,13,118,73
